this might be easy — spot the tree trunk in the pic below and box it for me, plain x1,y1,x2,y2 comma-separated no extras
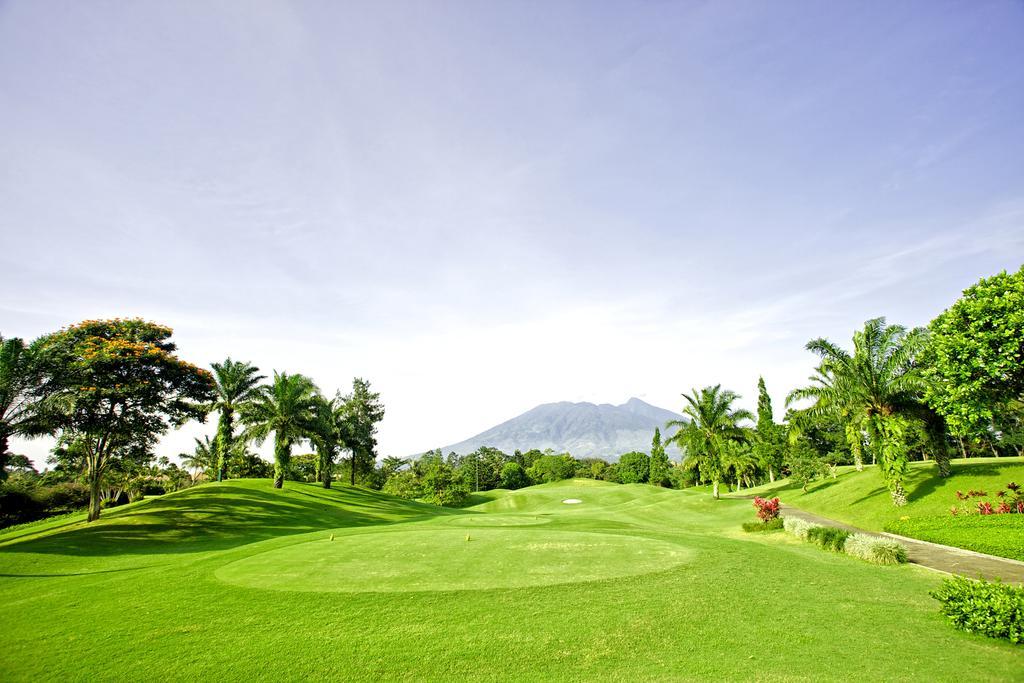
88,473,102,522
934,446,951,478
889,480,907,507
768,466,775,483
273,469,284,488
712,480,720,499
0,433,8,481
350,453,356,486
958,437,967,459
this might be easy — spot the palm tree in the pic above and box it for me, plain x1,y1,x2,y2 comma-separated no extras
787,317,946,507
666,385,753,499
309,393,348,489
721,440,758,491
0,335,46,480
209,359,265,482
180,436,215,483
240,371,319,488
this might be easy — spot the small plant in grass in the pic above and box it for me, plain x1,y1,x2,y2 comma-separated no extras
753,496,781,522
844,534,908,565
806,525,849,552
742,517,784,533
930,576,1024,644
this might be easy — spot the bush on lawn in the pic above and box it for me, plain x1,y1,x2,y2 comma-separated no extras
752,496,781,522
844,533,908,565
930,576,1024,644
742,517,784,533
783,517,820,539
807,525,849,552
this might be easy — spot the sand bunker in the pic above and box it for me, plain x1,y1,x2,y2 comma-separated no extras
562,499,582,504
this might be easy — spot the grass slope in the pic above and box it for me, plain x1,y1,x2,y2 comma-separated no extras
0,478,1020,681
736,457,1024,560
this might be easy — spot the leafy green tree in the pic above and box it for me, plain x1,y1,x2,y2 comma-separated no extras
241,371,319,488
649,427,671,486
925,266,1024,442
786,436,829,492
32,319,214,520
618,451,650,484
499,461,530,489
788,318,945,506
0,335,49,481
419,460,469,506
526,453,576,484
209,358,264,482
666,385,752,499
339,378,384,485
382,469,422,499
751,377,784,482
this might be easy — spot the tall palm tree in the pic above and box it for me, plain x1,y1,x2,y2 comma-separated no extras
209,359,265,482
666,385,753,499
0,335,46,480
240,371,319,488
787,317,946,507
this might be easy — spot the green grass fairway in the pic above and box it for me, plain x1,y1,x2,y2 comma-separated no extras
1,478,1020,681
736,457,1024,560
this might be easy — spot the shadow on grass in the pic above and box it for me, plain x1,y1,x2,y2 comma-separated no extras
0,566,153,578
0,482,453,557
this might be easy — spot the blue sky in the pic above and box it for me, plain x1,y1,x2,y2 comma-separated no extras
2,1,1023,463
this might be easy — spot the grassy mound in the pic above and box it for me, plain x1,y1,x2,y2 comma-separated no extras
0,478,1021,680
736,458,1024,559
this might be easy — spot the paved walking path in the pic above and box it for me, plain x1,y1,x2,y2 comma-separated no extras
781,505,1024,584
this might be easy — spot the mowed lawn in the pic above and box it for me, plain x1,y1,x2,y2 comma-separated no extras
0,479,1020,682
736,457,1024,561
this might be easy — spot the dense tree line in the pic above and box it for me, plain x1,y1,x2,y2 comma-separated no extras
0,319,384,524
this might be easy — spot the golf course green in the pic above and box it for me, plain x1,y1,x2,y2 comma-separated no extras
0,478,1020,681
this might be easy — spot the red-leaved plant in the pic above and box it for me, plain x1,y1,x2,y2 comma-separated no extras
753,496,781,522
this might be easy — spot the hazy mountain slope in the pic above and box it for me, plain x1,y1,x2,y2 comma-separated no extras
434,398,684,460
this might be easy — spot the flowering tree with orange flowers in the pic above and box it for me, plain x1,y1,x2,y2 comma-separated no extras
33,319,214,521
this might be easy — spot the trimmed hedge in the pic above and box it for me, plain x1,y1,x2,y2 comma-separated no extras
783,517,908,566
930,576,1024,644
844,533,908,565
742,518,784,533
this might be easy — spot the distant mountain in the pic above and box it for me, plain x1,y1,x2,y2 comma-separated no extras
431,398,685,461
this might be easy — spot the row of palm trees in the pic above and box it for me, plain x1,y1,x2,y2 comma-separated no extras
205,359,380,489
669,318,953,506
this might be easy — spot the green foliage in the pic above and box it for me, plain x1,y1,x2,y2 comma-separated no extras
843,533,908,565
209,358,264,482
419,461,470,507
649,428,671,486
617,451,650,484
241,371,319,489
666,385,753,499
786,438,828,491
806,525,850,552
339,378,385,485
0,480,90,526
925,266,1024,441
741,517,784,532
32,319,215,520
381,470,423,500
499,462,530,490
526,454,576,484
930,576,1024,644
752,377,785,481
0,334,47,481
788,317,941,502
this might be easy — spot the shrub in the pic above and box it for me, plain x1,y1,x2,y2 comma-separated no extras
742,518,784,533
806,526,850,552
783,517,820,539
752,496,780,522
930,576,1024,644
844,533,908,565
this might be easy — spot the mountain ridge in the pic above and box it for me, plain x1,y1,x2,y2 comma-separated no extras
426,397,685,461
